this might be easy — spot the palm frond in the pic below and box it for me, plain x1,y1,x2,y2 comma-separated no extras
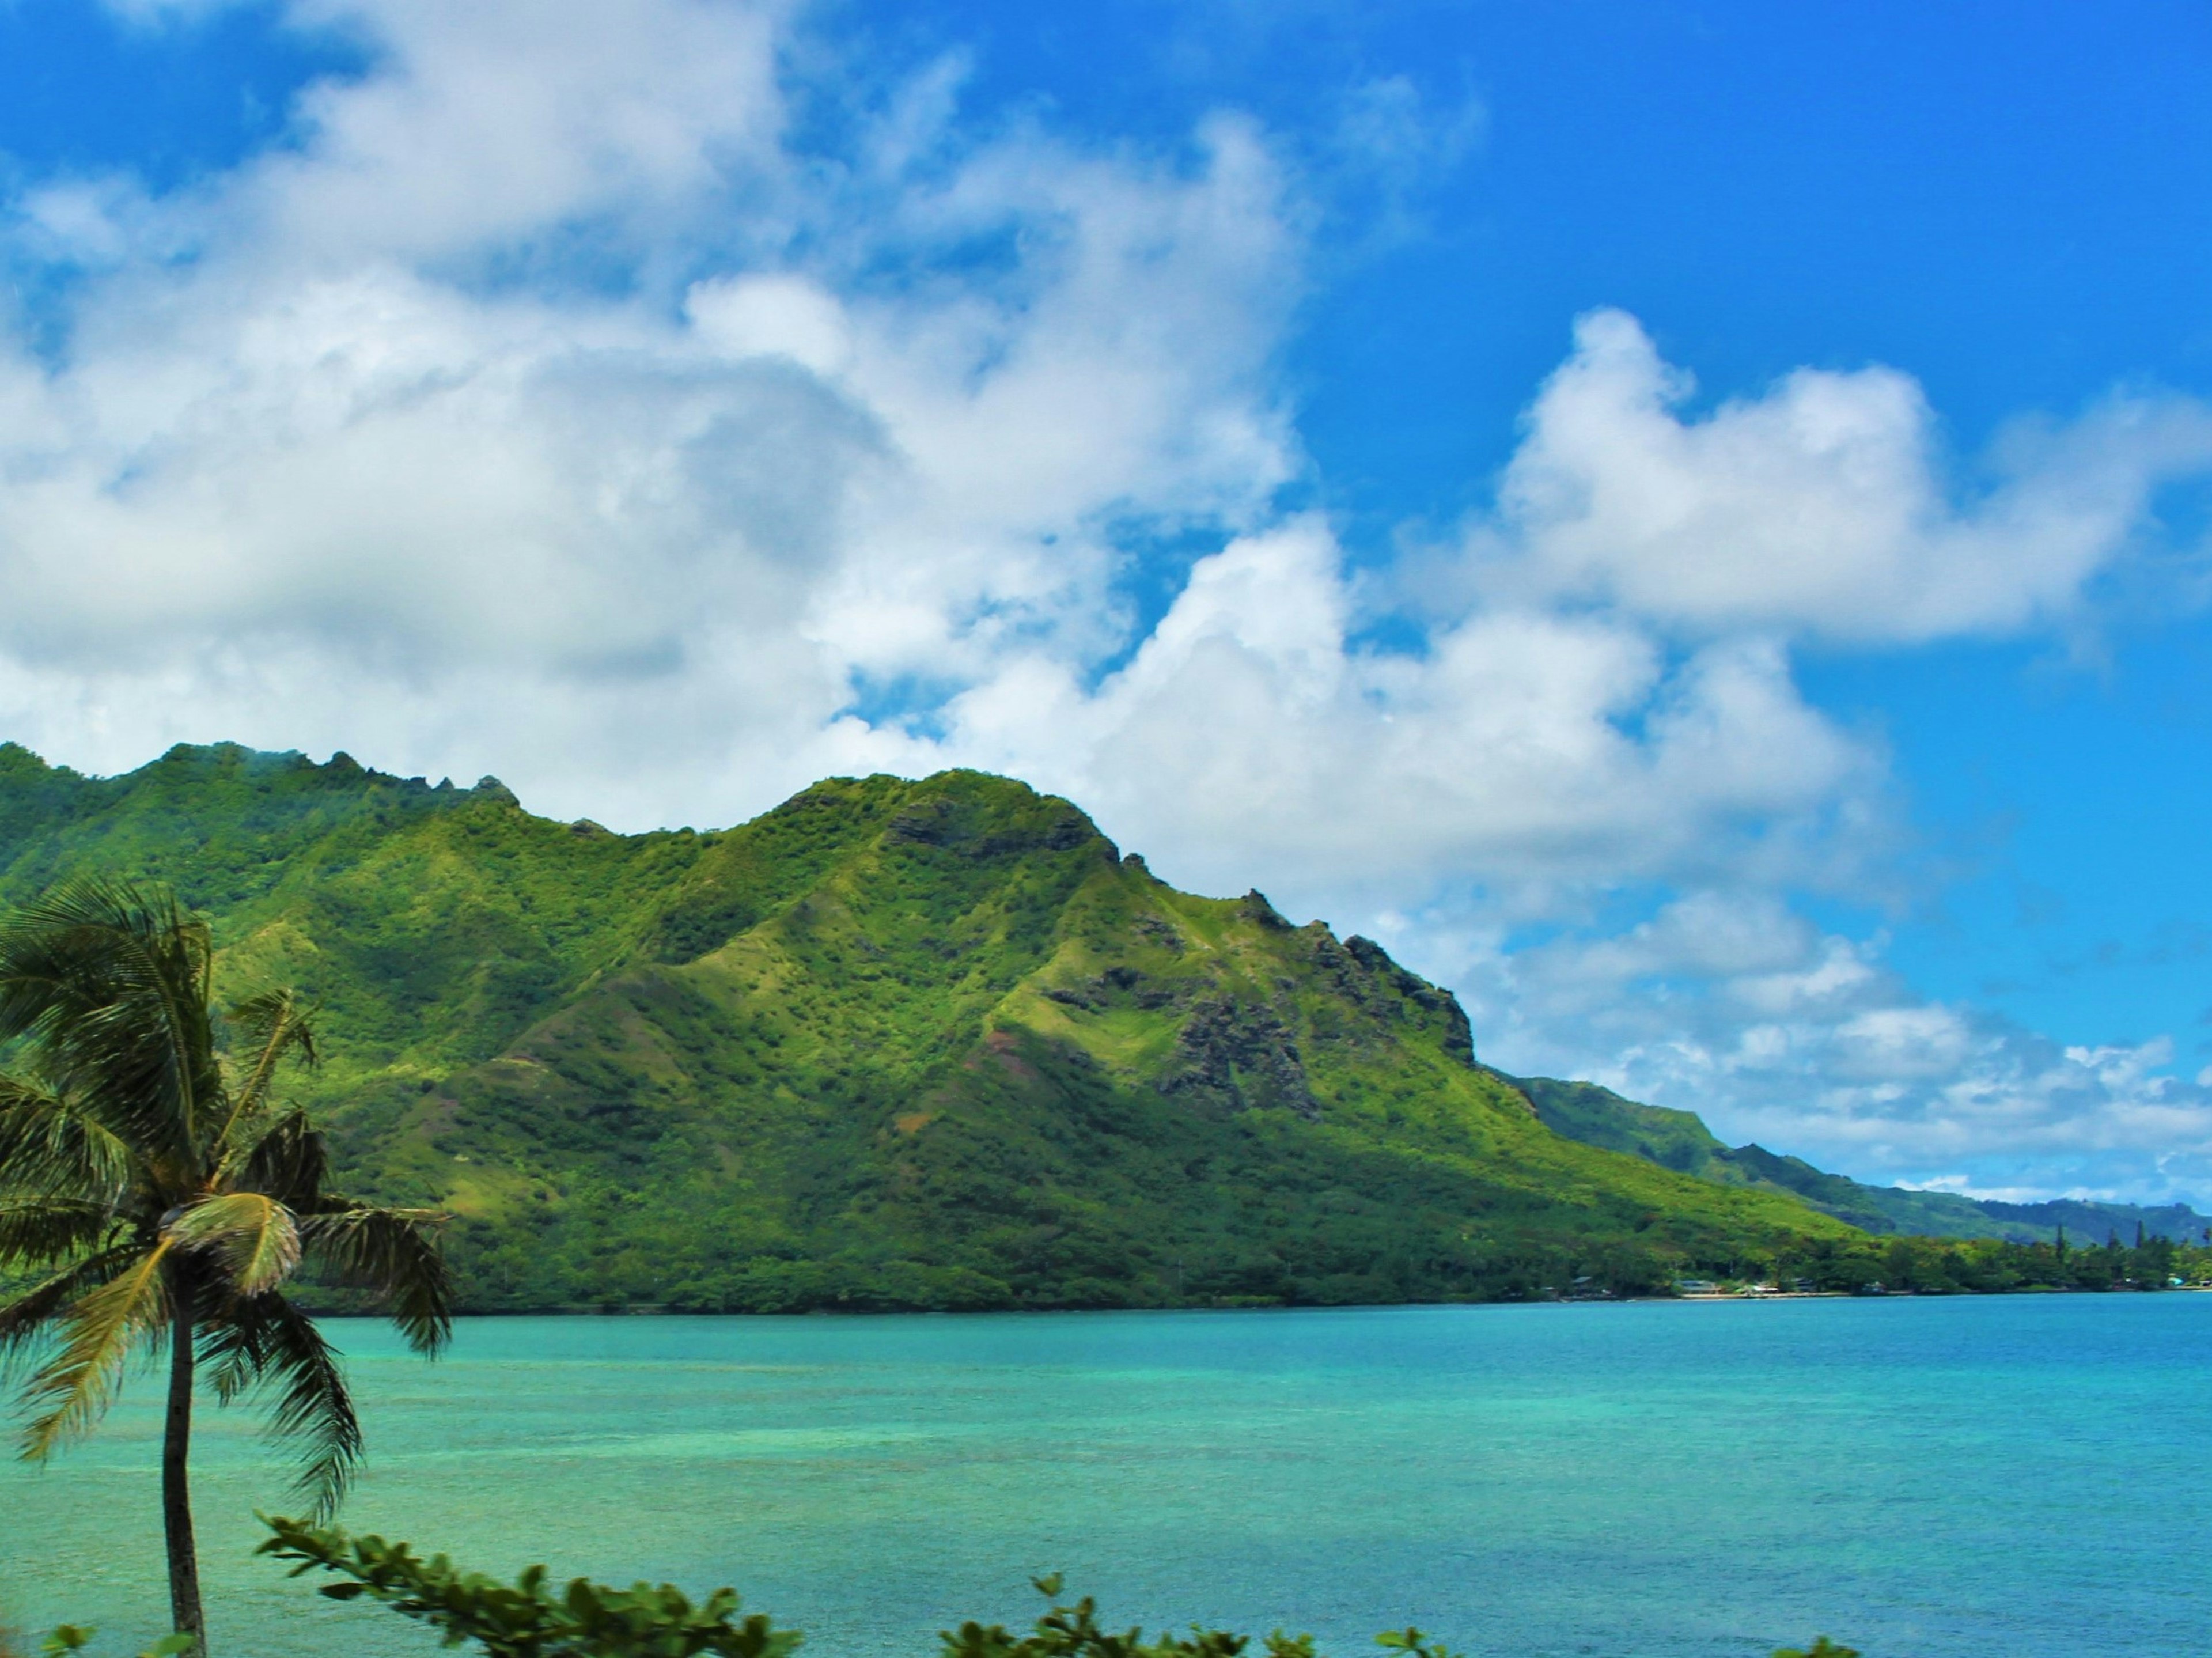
170,1191,301,1296
0,879,218,1174
0,1199,118,1270
0,1244,143,1360
232,1109,329,1212
198,1292,362,1519
301,1206,453,1354
17,1239,173,1459
0,1077,134,1205
216,988,318,1155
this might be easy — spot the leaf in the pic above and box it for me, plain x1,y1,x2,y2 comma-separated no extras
0,1078,133,1207
301,1206,453,1355
213,989,318,1163
0,877,219,1174
258,1516,804,1658
233,1110,329,1213
18,1240,175,1459
225,989,318,1101
168,1191,301,1296
0,1201,118,1272
198,1294,362,1519
0,1247,145,1361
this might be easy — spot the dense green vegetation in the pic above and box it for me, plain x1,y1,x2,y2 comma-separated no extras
1512,1075,2209,1244
1774,1227,2211,1296
0,743,1861,1310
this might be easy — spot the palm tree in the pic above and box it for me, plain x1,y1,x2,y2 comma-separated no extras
0,880,452,1655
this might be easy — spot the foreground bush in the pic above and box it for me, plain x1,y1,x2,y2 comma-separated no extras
253,1517,1855,1658
7,1632,191,1658
259,1517,794,1658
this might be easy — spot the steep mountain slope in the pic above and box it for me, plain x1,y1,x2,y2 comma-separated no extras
0,742,1859,1308
1512,1074,2209,1244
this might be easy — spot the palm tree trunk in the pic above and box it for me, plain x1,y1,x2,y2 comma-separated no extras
163,1265,206,1653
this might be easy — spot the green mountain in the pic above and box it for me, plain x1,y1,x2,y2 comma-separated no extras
1511,1074,2209,1245
0,741,1870,1309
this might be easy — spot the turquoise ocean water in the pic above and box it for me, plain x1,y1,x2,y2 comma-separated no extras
4,1297,2210,1657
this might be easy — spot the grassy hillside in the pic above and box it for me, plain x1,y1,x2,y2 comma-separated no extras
1512,1073,2208,1244
0,742,1861,1309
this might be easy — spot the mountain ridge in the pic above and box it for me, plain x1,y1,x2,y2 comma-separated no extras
0,740,1869,1308
1507,1073,2207,1245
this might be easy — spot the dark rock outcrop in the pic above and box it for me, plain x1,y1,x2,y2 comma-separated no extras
1160,993,1319,1119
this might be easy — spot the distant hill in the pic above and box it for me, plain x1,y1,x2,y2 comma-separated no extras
1508,1074,2209,1246
0,742,1858,1311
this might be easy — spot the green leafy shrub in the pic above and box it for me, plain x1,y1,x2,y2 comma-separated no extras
937,1576,1465,1658
258,1517,794,1658
255,1517,1854,1658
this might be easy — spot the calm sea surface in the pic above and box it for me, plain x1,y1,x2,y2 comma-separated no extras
3,1297,2209,1658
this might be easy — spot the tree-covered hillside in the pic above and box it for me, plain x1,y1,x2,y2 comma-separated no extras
1511,1074,2209,1244
0,741,1858,1309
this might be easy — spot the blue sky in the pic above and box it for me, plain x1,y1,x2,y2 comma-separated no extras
2,0,2210,1200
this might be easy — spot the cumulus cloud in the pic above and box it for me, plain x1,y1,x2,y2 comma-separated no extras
0,0,1885,891
3,0,2211,1199
1464,309,2212,643
923,522,1876,910
0,0,1304,822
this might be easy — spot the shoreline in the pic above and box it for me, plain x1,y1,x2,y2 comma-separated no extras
294,1284,2212,1320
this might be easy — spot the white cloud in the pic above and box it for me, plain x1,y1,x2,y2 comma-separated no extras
688,274,852,376
2,0,2210,1203
3,2,1874,903
1453,889,2212,1202
260,0,789,267
1467,309,2212,643
0,0,1301,828
929,523,1876,911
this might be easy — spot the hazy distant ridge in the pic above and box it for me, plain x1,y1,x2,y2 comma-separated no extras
1508,1074,2207,1244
